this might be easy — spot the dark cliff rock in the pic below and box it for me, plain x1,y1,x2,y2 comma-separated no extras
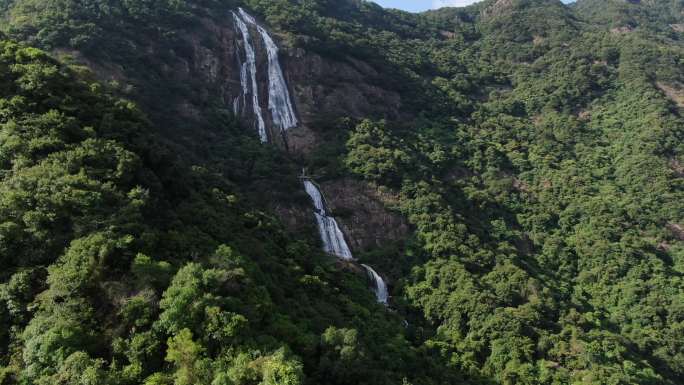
55,12,403,157
272,177,409,254
319,178,409,252
50,10,410,252
285,49,402,154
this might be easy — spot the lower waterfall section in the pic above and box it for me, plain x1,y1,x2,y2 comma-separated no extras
303,180,353,260
303,178,388,304
362,264,389,304
313,212,353,261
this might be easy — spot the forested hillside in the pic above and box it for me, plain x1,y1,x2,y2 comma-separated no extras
0,0,683,384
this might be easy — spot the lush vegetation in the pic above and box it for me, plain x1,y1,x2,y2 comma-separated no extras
1,0,683,384
343,1,684,384
0,37,464,385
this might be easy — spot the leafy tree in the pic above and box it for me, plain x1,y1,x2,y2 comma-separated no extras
21,305,97,382
165,329,210,385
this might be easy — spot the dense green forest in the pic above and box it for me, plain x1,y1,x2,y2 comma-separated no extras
0,0,683,384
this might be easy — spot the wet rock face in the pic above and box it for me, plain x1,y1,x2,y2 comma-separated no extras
273,178,409,253
63,11,403,153
151,17,241,99
287,51,401,121
319,178,409,252
177,12,404,152
178,18,243,119
178,16,403,153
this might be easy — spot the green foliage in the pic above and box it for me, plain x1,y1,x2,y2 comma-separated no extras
41,351,108,385
339,2,684,384
345,120,410,184
260,348,304,385
165,329,210,385
131,254,173,291
2,0,209,50
22,305,97,381
47,233,134,297
0,35,428,385
157,260,255,339
1,1,683,385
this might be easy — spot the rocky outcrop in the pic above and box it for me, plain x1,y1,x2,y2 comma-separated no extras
57,8,411,253
283,50,402,154
670,158,684,177
273,178,409,253
667,223,684,241
259,36,403,153
319,178,409,252
610,26,634,34
481,0,516,19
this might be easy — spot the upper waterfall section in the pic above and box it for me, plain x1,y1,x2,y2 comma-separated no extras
232,10,267,143
232,8,298,143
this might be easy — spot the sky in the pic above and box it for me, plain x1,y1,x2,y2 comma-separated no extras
373,0,573,13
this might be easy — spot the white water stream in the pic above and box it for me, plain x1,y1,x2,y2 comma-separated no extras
232,9,388,304
362,264,389,304
233,8,298,142
303,179,389,303
232,10,267,142
303,180,353,260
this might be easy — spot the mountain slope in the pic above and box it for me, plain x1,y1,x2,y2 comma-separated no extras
0,36,463,385
0,0,683,384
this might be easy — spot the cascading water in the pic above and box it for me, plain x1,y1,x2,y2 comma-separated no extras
303,180,353,260
233,63,248,116
232,8,298,142
232,10,267,142
303,178,389,304
362,264,389,304
254,25,298,131
239,8,298,132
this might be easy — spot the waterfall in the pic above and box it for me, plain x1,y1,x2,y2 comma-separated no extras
256,26,298,131
232,10,268,143
303,178,389,304
233,62,248,116
303,180,353,260
239,8,298,133
232,8,297,141
362,264,389,304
